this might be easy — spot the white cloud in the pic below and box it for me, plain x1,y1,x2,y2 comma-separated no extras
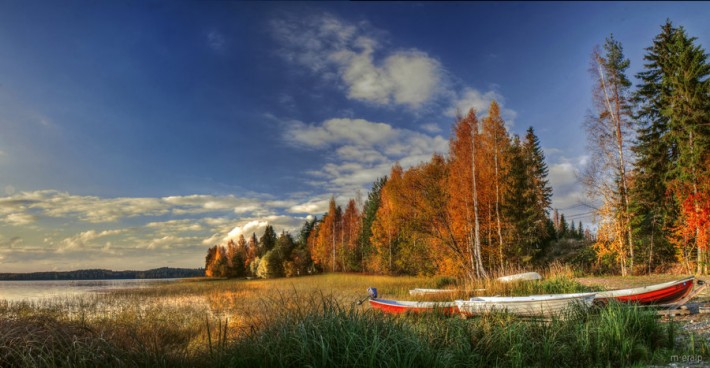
420,123,441,133
221,215,306,243
282,117,448,194
445,87,518,127
58,229,126,252
272,13,442,109
548,155,595,223
0,191,279,223
4,212,36,226
288,197,331,214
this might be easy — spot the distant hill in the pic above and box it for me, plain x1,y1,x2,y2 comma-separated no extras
0,267,204,281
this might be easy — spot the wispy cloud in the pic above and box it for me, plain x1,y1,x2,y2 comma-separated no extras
281,117,448,194
445,87,517,127
271,13,443,109
206,29,226,52
0,191,282,224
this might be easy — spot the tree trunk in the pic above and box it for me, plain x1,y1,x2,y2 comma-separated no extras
494,135,505,270
470,121,487,278
598,63,634,274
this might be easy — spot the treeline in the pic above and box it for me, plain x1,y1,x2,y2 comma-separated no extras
204,225,314,278
206,102,562,280
584,20,710,275
0,267,204,281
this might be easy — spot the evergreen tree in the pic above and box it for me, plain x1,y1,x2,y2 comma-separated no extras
359,176,387,272
259,225,277,255
665,26,710,273
559,214,569,238
298,218,317,248
522,127,553,251
631,20,678,272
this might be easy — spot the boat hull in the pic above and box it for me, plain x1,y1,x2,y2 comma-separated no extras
595,277,695,305
496,272,542,283
368,298,457,315
456,293,596,318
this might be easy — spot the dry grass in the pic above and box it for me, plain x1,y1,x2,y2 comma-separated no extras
0,271,703,367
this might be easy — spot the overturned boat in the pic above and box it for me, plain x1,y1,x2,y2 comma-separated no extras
496,272,543,283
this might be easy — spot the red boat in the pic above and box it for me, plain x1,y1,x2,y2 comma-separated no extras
595,276,696,305
365,287,457,315
368,298,458,315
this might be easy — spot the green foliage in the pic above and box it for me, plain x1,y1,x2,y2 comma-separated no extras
359,177,387,272
505,129,553,261
224,294,677,368
259,225,277,255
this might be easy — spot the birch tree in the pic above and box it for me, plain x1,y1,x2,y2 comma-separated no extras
583,35,636,275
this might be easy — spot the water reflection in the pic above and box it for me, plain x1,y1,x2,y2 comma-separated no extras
0,279,177,302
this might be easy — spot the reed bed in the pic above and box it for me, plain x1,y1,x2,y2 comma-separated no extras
0,272,703,367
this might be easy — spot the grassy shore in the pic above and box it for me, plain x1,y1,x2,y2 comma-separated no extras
0,271,705,367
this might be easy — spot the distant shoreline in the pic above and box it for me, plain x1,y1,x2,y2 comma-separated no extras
0,267,204,281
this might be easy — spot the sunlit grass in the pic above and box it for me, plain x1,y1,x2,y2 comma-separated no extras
0,272,704,367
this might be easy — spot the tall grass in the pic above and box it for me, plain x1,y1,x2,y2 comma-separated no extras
0,273,703,367
221,295,678,368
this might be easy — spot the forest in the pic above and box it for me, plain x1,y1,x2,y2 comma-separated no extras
205,20,709,280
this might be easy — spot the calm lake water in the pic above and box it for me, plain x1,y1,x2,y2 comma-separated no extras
0,279,177,302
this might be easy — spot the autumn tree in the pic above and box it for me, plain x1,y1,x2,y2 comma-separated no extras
481,101,512,269
342,199,362,272
448,109,487,279
371,165,404,274
245,233,258,276
584,35,636,275
309,197,342,272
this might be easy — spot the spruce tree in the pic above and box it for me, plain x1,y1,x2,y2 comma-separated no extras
359,176,387,272
259,225,277,255
631,20,678,271
522,127,553,252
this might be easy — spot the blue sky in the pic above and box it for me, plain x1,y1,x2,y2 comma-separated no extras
0,2,708,272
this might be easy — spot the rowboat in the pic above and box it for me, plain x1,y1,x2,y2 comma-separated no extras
409,288,459,296
594,276,696,305
496,272,542,283
456,292,596,317
368,298,458,315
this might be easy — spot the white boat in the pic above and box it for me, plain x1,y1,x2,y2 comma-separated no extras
409,288,459,296
455,292,596,317
496,272,542,283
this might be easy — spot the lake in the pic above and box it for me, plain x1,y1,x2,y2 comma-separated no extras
0,279,177,302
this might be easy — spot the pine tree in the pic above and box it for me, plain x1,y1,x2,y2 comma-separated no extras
359,177,387,272
665,26,710,273
559,214,569,239
259,225,277,255
521,127,553,253
631,20,678,273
